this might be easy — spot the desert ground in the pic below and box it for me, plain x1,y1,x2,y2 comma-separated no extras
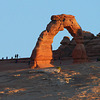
0,58,100,100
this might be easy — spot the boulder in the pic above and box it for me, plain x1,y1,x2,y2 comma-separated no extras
72,44,88,63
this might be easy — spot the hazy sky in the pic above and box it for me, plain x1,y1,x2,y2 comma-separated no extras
0,0,100,58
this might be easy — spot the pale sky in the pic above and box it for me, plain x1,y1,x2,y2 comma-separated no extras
0,0,100,58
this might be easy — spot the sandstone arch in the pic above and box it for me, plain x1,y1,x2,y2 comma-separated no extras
30,14,88,68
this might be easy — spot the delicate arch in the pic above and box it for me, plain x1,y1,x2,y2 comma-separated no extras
30,14,88,68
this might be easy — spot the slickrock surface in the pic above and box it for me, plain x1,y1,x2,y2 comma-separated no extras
0,60,100,100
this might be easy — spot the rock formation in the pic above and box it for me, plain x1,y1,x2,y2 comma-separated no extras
53,31,100,60
85,35,100,57
60,36,70,45
53,37,72,60
30,14,88,68
97,32,100,37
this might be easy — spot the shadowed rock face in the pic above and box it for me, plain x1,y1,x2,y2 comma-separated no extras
30,14,88,68
54,31,100,60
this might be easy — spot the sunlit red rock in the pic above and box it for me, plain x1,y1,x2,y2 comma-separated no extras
30,14,88,68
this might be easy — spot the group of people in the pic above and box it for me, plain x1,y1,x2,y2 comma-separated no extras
1,54,19,60
15,54,19,59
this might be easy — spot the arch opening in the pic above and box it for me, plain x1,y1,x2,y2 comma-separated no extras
52,29,72,50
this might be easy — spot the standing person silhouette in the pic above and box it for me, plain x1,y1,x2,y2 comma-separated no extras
16,54,18,59
15,54,17,59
